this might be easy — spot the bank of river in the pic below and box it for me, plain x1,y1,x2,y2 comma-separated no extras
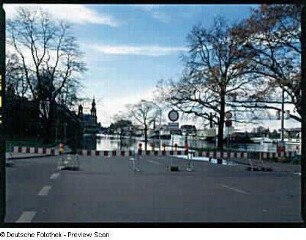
82,134,299,153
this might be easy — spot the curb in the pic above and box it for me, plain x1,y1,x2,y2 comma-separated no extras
6,154,54,160
6,150,74,160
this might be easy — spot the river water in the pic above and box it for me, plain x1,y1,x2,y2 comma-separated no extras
82,134,299,153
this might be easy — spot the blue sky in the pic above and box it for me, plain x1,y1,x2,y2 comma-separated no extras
4,3,300,130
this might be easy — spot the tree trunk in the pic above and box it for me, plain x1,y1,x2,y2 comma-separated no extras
42,101,54,144
144,123,148,151
217,93,226,149
119,131,123,150
42,118,52,144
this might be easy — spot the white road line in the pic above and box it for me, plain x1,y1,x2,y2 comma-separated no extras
220,184,249,195
38,185,52,196
16,211,36,223
50,173,60,180
146,160,161,165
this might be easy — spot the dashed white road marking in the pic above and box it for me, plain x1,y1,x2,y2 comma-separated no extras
220,184,249,195
16,211,36,223
50,173,60,180
146,160,161,165
38,185,52,196
293,172,301,176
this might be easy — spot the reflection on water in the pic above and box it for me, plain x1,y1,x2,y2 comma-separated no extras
82,134,97,150
230,142,298,152
82,134,299,152
83,134,137,151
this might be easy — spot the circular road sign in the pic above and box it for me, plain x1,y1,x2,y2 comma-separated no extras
168,109,179,122
225,111,232,119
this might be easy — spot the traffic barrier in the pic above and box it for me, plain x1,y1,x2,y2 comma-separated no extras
13,146,59,155
74,149,297,160
12,146,297,160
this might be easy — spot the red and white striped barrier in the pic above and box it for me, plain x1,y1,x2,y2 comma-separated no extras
13,146,59,155
77,149,297,160
12,146,297,159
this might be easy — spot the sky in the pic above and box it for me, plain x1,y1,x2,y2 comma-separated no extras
3,4,301,131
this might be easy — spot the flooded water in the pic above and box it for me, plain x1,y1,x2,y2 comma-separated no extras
176,154,238,166
82,134,299,153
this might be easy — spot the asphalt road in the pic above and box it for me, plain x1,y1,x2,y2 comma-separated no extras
5,154,302,223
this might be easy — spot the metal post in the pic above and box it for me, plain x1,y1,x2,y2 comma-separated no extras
158,110,161,152
281,88,285,142
170,133,173,167
227,127,230,149
158,129,161,151
119,129,122,150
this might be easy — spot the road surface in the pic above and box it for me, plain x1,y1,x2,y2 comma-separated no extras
5,154,302,223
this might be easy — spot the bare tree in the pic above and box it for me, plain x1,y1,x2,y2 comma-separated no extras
159,17,258,149
5,53,29,98
6,7,86,143
231,4,302,122
127,100,160,151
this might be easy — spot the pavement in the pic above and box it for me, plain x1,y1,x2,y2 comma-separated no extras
4,153,303,223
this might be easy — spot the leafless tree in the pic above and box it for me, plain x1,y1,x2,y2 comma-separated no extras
231,4,302,122
5,53,29,98
158,17,258,149
127,100,160,151
6,7,86,142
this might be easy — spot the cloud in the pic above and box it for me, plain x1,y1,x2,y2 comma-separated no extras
95,88,156,126
3,4,120,27
91,44,187,57
136,5,170,23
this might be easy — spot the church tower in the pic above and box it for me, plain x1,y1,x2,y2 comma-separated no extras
78,104,83,118
90,97,97,124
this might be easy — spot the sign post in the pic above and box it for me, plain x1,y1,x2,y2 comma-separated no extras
168,110,179,171
225,111,232,148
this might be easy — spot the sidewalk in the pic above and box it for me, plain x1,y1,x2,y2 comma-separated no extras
6,152,51,160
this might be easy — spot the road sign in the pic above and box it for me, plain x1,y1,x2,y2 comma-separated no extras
168,109,179,122
225,120,232,127
168,122,179,130
225,111,232,119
